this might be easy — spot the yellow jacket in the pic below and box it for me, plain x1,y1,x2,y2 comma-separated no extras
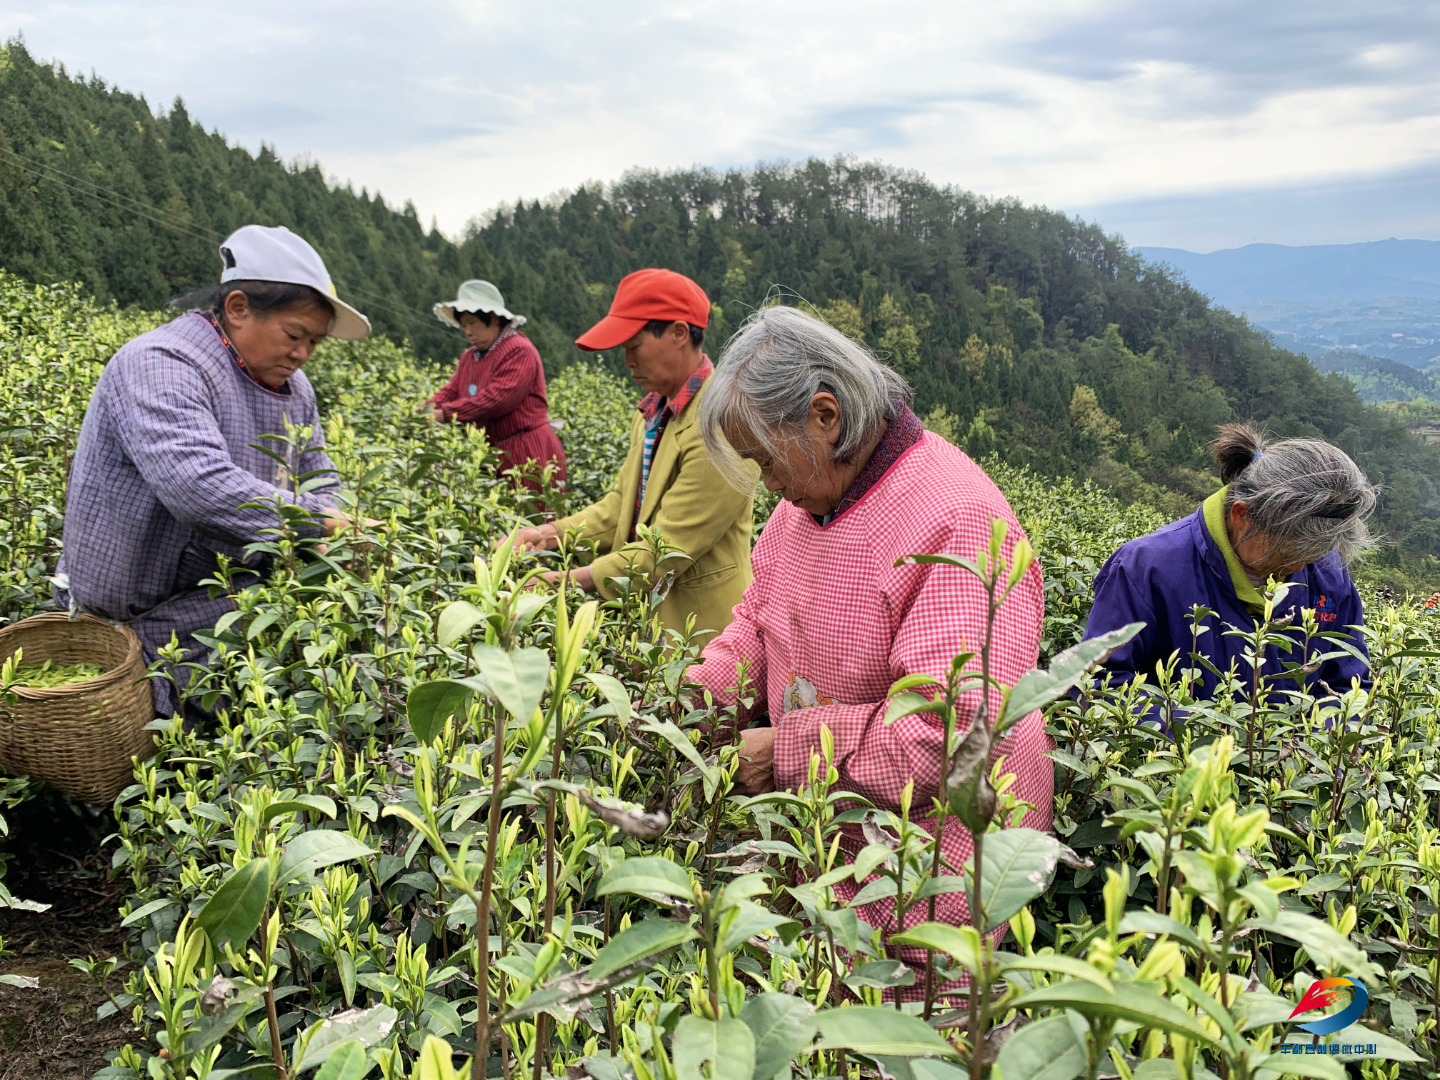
553,380,755,641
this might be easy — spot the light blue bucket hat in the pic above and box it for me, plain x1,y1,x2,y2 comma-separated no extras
433,279,526,329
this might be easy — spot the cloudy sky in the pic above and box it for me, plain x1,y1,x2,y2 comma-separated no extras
4,0,1438,251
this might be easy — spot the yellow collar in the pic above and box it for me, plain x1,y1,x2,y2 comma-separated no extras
1202,486,1266,615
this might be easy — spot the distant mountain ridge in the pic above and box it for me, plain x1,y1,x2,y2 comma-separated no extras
1135,240,1440,368
1135,239,1440,305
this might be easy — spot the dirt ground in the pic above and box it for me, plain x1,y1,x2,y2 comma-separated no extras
0,794,131,1080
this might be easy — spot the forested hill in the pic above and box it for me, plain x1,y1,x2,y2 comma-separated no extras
0,41,472,360
473,170,1440,568
1311,351,1440,405
3,39,1440,575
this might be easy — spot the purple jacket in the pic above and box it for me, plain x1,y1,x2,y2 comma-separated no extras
57,312,339,712
1083,505,1369,703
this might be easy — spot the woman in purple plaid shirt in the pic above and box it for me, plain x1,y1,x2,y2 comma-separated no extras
57,225,373,720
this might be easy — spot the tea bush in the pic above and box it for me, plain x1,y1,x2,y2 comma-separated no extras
2,271,1439,1080
0,272,165,626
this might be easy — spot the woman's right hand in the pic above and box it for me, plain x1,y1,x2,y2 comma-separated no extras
735,727,777,795
323,511,387,536
504,524,561,553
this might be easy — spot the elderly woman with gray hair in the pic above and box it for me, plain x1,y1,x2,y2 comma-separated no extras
687,305,1051,963
1083,422,1376,703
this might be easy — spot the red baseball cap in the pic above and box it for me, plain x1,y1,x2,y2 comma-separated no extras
576,268,710,351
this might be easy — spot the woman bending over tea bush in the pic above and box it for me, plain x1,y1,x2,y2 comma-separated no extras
1083,422,1376,707
425,280,566,492
57,225,374,719
688,304,1051,950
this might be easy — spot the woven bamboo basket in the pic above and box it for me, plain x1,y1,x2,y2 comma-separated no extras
0,613,156,803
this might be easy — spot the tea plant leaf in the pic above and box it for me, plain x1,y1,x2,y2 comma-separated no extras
473,644,551,721
843,960,917,991
0,886,49,913
1296,873,1348,897
908,1061,969,1080
739,993,817,1080
578,790,669,838
406,679,475,744
576,1056,629,1080
852,841,897,882
185,983,268,1056
1242,911,1374,980
1232,988,1300,1032
247,610,282,640
312,1040,370,1080
422,997,465,1038
120,897,180,928
1008,981,1221,1045
812,1006,958,1057
584,671,632,726
262,795,337,824
1130,1063,1181,1080
1389,996,1419,1036
1000,955,1115,992
979,828,1064,931
885,691,944,725
197,857,271,949
719,871,769,901
913,874,968,901
214,610,246,637
277,831,376,888
414,1034,462,1080
589,918,697,980
337,949,356,1007
672,1015,756,1080
718,900,801,954
436,601,487,648
947,724,996,831
639,720,719,795
1262,1054,1347,1080
998,622,1144,732
595,857,695,901
514,591,554,631
992,1014,1086,1080
500,957,694,1023
817,906,861,952
899,553,980,574
890,922,982,976
1168,974,1243,1049
294,1004,399,1072
556,599,599,693
1117,910,1205,951
1305,1024,1420,1063
890,673,943,694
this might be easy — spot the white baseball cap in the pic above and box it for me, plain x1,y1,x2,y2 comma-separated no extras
219,225,371,341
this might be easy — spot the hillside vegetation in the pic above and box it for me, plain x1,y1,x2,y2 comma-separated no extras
0,41,474,360
2,36,1439,582
6,267,1440,1080
1311,352,1440,405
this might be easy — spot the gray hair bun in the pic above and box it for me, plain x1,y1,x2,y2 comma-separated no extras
1210,422,1378,564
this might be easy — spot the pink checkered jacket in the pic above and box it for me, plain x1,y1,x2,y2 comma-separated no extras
691,430,1052,968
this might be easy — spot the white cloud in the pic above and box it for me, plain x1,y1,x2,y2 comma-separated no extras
4,0,1439,246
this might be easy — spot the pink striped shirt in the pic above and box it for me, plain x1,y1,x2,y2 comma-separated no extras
690,431,1052,980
